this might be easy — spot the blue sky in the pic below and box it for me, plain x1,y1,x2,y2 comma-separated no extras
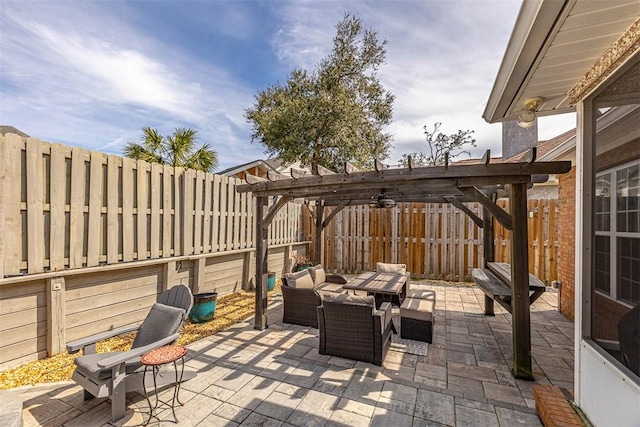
0,0,575,171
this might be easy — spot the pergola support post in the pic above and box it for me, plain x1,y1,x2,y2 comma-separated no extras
483,207,495,316
254,196,268,330
510,183,533,380
313,204,325,265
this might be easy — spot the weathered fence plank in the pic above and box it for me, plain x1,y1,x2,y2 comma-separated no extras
122,157,135,262
137,160,149,261
87,151,102,267
107,155,119,264
162,165,172,257
69,147,85,269
49,144,66,272
150,163,161,259
26,138,44,273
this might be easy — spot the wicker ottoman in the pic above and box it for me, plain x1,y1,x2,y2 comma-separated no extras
400,297,435,343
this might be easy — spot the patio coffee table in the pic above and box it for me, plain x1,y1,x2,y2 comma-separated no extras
343,271,409,308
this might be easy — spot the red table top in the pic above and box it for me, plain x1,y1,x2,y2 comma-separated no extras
141,345,187,366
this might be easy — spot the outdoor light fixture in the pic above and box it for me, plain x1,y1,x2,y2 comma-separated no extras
369,191,396,208
517,97,544,128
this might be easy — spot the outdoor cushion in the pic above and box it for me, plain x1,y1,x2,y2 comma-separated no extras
323,293,374,307
132,303,186,348
376,262,407,275
315,282,345,294
400,297,434,322
309,264,327,286
285,269,314,289
74,352,143,380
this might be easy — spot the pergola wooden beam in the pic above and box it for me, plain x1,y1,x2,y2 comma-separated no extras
237,161,570,196
461,187,513,230
444,196,484,228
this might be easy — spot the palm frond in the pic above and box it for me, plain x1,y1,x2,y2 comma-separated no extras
167,127,197,167
122,142,162,164
141,127,165,158
185,143,219,173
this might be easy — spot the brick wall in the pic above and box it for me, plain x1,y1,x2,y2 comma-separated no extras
558,167,576,321
557,137,640,323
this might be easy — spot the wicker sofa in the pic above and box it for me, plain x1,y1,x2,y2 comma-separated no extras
317,293,393,366
281,265,347,328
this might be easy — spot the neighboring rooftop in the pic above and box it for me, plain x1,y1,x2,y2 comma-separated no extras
0,126,29,138
454,128,576,166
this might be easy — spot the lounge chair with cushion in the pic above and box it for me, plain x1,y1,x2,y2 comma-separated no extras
281,265,347,328
66,285,193,423
317,293,393,366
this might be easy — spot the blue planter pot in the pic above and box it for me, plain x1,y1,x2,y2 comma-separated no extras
189,292,218,323
267,273,276,291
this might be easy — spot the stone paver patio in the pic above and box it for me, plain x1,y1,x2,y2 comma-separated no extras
16,281,574,426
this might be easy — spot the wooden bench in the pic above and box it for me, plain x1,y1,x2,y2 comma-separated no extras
472,262,546,316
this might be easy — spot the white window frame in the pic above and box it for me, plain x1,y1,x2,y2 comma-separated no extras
594,158,640,308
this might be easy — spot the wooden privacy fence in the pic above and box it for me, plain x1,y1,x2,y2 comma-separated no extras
314,200,558,283
0,134,302,277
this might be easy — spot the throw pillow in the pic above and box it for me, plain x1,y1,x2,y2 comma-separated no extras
308,264,326,286
285,269,314,289
376,262,407,274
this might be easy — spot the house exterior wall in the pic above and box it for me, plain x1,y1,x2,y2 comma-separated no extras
558,166,576,321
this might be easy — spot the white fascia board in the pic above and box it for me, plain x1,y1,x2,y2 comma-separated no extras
483,0,568,124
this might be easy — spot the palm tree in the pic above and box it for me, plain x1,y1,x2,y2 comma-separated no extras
123,127,219,173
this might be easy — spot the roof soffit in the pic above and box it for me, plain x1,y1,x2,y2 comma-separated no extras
484,0,640,123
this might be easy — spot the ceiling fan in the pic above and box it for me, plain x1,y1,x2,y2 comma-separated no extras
369,190,396,208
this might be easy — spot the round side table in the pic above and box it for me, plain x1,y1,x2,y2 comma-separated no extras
140,345,187,425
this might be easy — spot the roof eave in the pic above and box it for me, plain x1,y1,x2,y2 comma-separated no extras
483,0,569,124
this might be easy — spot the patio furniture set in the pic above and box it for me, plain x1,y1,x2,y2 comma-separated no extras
63,264,436,423
281,262,436,366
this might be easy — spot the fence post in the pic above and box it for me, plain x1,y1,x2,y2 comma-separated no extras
163,260,176,292
46,277,66,356
243,251,254,290
283,244,292,275
193,258,206,295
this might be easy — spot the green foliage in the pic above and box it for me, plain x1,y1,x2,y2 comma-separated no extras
245,13,394,172
123,127,219,173
399,122,476,167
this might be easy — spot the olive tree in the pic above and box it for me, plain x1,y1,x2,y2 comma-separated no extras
245,13,394,172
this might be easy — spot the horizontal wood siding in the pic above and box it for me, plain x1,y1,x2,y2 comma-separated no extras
0,280,47,365
64,266,163,342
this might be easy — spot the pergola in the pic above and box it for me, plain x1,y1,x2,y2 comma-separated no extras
236,150,571,379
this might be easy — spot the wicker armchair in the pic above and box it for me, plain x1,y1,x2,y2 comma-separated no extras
317,294,393,366
281,268,347,328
